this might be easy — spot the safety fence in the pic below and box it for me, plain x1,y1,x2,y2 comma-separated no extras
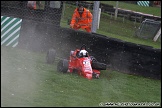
1,1,63,26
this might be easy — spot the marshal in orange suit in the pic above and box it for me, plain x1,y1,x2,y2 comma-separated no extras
70,4,93,33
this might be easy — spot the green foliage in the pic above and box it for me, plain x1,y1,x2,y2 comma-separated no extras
1,46,161,107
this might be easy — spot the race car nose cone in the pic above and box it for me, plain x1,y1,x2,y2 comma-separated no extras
86,74,92,80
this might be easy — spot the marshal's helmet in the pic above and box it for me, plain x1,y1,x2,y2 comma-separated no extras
77,2,84,13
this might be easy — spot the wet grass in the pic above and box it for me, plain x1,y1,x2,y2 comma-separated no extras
1,46,161,107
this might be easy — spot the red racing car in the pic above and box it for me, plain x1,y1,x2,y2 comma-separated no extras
46,45,107,80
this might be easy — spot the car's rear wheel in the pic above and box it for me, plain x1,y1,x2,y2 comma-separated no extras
57,59,69,73
90,56,107,70
46,48,56,64
91,62,107,70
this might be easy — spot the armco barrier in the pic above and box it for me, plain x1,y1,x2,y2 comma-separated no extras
18,20,161,80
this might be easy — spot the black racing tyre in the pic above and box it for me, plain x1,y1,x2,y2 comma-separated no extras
91,62,107,70
46,48,56,64
57,59,69,73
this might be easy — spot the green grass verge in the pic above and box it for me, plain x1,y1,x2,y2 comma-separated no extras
1,46,161,107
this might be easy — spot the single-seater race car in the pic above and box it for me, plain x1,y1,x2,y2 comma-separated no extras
46,45,107,80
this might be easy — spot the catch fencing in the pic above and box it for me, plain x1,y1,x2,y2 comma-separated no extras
1,1,63,26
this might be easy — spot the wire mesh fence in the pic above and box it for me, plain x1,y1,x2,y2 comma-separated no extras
135,19,161,39
1,1,63,26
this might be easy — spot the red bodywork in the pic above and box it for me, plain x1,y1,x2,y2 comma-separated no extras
68,49,100,80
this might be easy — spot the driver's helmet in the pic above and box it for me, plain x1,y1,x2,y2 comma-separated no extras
79,49,88,57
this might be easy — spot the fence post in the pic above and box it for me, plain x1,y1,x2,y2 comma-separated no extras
114,1,119,20
91,1,100,33
153,27,161,42
97,8,101,29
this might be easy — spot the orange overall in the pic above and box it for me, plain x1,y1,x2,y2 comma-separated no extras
70,8,93,33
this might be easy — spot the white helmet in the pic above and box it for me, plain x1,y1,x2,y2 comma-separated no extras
79,49,88,57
